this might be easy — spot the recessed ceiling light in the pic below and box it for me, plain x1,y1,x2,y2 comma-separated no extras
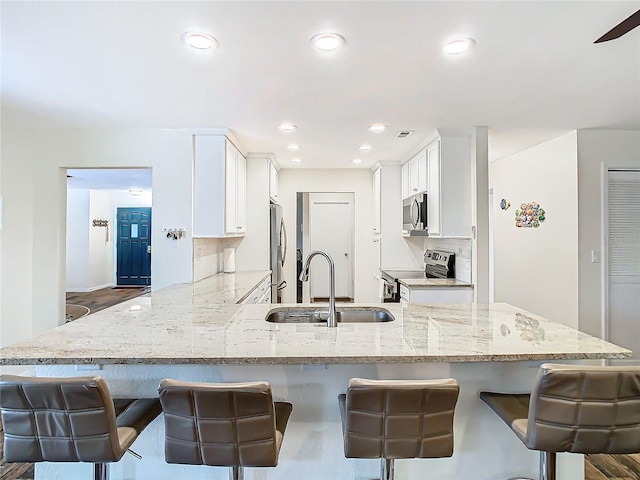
359,144,372,152
368,124,387,134
287,144,300,151
310,33,345,52
292,158,302,163
182,32,218,50
443,38,475,55
352,158,362,164
278,123,297,133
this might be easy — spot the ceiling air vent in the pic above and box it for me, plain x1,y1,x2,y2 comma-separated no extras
396,130,414,138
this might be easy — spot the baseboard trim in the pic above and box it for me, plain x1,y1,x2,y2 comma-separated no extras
66,283,113,293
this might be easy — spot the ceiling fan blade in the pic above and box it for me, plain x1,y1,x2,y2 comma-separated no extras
595,9,640,43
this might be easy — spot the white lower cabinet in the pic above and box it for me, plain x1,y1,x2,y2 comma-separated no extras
400,284,473,304
240,276,272,304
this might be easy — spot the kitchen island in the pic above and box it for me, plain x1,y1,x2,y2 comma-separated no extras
0,274,631,480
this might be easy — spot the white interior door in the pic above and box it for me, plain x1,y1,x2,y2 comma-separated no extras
309,193,354,300
607,170,640,365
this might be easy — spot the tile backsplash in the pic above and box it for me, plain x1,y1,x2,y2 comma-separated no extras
193,238,241,281
423,238,472,283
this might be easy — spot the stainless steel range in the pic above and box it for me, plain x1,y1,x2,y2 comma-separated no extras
424,249,455,279
380,249,455,302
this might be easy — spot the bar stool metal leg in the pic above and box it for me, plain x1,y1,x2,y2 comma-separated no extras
380,458,394,480
94,463,108,480
540,452,556,480
229,466,244,480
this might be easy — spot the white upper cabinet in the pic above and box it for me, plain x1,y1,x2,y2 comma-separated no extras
426,139,441,236
373,167,381,234
409,150,427,195
401,163,409,199
269,160,279,203
426,132,472,237
194,135,247,237
402,149,427,199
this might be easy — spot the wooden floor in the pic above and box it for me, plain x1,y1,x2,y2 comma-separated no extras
66,286,150,316
586,454,640,479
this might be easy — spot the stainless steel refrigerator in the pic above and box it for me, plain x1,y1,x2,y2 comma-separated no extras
270,203,287,303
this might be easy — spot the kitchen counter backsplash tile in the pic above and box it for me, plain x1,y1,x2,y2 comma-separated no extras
0,290,630,365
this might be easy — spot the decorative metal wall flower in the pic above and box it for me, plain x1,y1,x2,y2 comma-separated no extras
515,202,546,228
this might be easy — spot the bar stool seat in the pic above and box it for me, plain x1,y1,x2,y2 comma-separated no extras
158,379,292,480
480,363,640,480
0,374,162,480
338,377,460,480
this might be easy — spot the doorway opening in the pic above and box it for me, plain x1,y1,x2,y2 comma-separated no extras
65,168,152,319
296,192,355,303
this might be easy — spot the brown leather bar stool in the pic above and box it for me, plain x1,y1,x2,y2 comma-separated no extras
480,363,640,480
338,377,460,480
0,374,162,480
158,379,292,480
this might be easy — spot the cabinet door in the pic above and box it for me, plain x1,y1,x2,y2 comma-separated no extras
373,167,381,234
401,163,409,199
269,161,279,202
427,140,441,236
236,151,247,234
417,149,427,193
408,156,420,195
224,141,237,235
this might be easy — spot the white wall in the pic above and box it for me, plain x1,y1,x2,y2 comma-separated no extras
66,189,90,291
1,127,194,345
279,169,378,303
576,130,640,338
89,190,113,290
490,131,579,327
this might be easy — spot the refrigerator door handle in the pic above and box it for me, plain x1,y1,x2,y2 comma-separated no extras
280,219,288,265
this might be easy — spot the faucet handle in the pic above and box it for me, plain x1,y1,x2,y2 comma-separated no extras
313,311,330,320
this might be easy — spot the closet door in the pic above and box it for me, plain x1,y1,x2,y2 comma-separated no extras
607,169,640,364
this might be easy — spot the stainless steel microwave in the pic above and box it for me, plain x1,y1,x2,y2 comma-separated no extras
402,193,428,234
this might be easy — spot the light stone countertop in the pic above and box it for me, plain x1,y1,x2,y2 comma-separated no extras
187,270,271,304
0,282,631,365
398,278,473,289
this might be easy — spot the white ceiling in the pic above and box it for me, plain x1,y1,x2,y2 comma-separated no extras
66,168,152,191
2,1,639,169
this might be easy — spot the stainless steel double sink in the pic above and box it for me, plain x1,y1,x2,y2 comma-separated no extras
265,307,394,324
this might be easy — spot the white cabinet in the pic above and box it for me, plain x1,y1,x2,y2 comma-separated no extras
194,135,247,237
401,163,409,199
399,283,474,304
425,132,472,238
269,161,279,203
240,276,272,304
373,167,381,235
402,149,427,199
427,139,441,236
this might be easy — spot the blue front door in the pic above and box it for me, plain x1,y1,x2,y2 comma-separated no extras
117,207,151,286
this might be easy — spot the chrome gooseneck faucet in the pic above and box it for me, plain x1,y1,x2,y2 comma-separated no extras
299,250,337,328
